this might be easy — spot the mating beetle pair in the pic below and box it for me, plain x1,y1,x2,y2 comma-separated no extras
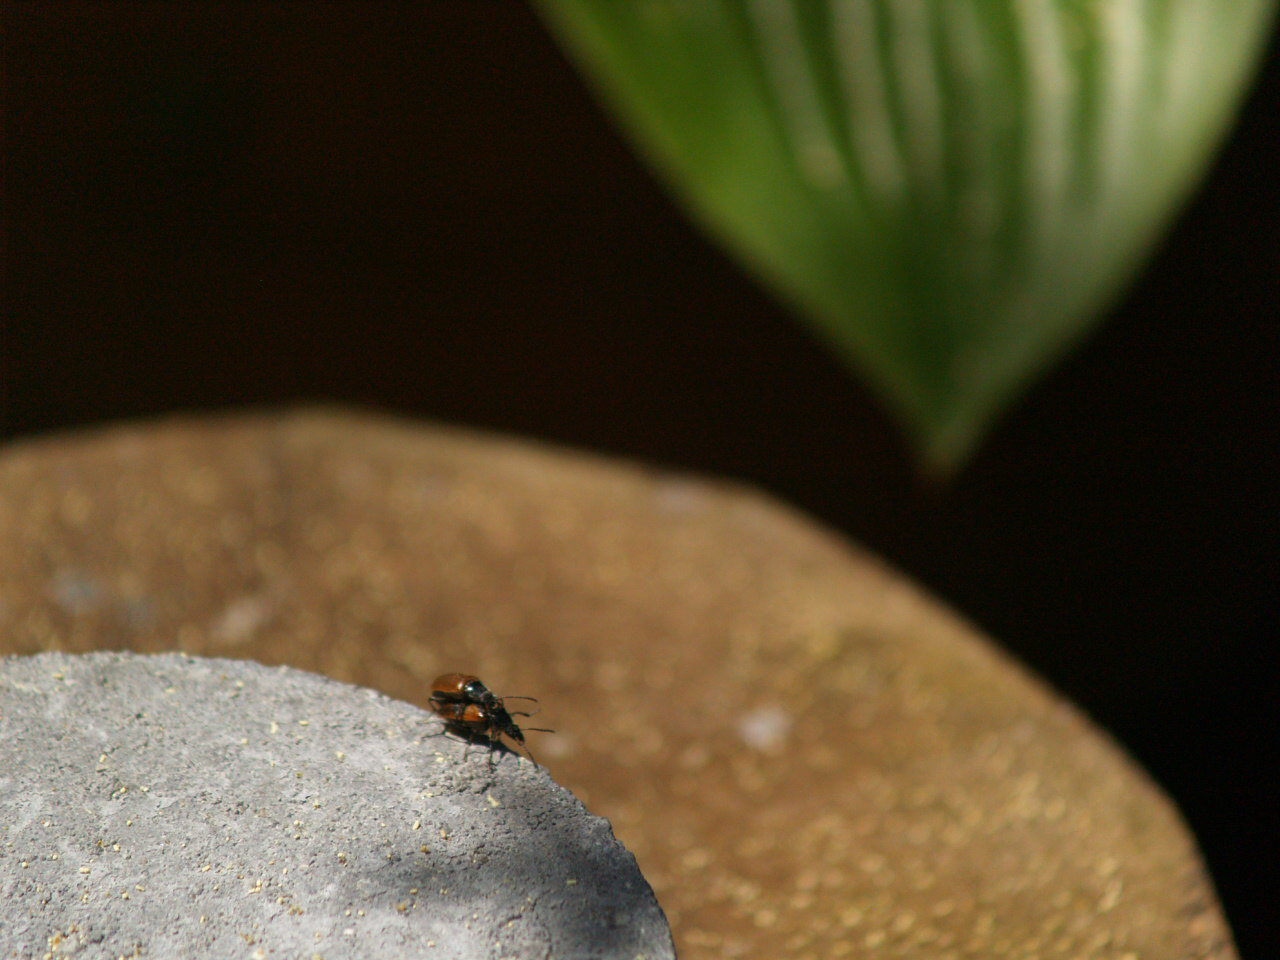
428,673,552,767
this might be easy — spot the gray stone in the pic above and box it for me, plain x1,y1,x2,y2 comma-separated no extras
0,651,674,960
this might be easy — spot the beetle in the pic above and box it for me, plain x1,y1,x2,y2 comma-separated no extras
428,673,551,767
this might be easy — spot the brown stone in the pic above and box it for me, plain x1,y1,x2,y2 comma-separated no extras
0,410,1234,960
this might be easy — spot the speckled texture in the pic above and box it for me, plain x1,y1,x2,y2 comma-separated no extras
0,651,674,960
0,410,1237,959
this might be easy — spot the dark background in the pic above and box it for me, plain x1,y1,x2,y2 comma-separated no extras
6,4,1277,954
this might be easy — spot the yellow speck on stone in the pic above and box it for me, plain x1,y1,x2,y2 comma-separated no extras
487,795,501,808
681,848,710,870
78,867,90,875
299,719,310,726
396,901,409,912
419,845,429,854
839,906,864,928
412,820,421,830
1099,878,1123,912
566,879,578,886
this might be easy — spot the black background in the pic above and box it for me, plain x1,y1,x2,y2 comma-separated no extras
6,4,1277,954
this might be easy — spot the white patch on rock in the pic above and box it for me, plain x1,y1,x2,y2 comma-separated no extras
210,595,273,645
737,706,792,750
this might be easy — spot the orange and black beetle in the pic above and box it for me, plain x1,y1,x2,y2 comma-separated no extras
428,673,550,766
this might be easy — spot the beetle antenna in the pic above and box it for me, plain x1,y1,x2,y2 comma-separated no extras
519,743,540,767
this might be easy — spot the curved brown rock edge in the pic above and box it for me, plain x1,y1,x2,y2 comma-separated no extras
0,409,1235,960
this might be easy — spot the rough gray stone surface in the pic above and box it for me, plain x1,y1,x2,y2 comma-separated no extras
0,652,675,960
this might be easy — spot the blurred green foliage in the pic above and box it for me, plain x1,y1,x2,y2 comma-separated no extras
538,0,1276,471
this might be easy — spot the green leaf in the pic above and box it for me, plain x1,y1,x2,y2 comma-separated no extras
536,0,1277,471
